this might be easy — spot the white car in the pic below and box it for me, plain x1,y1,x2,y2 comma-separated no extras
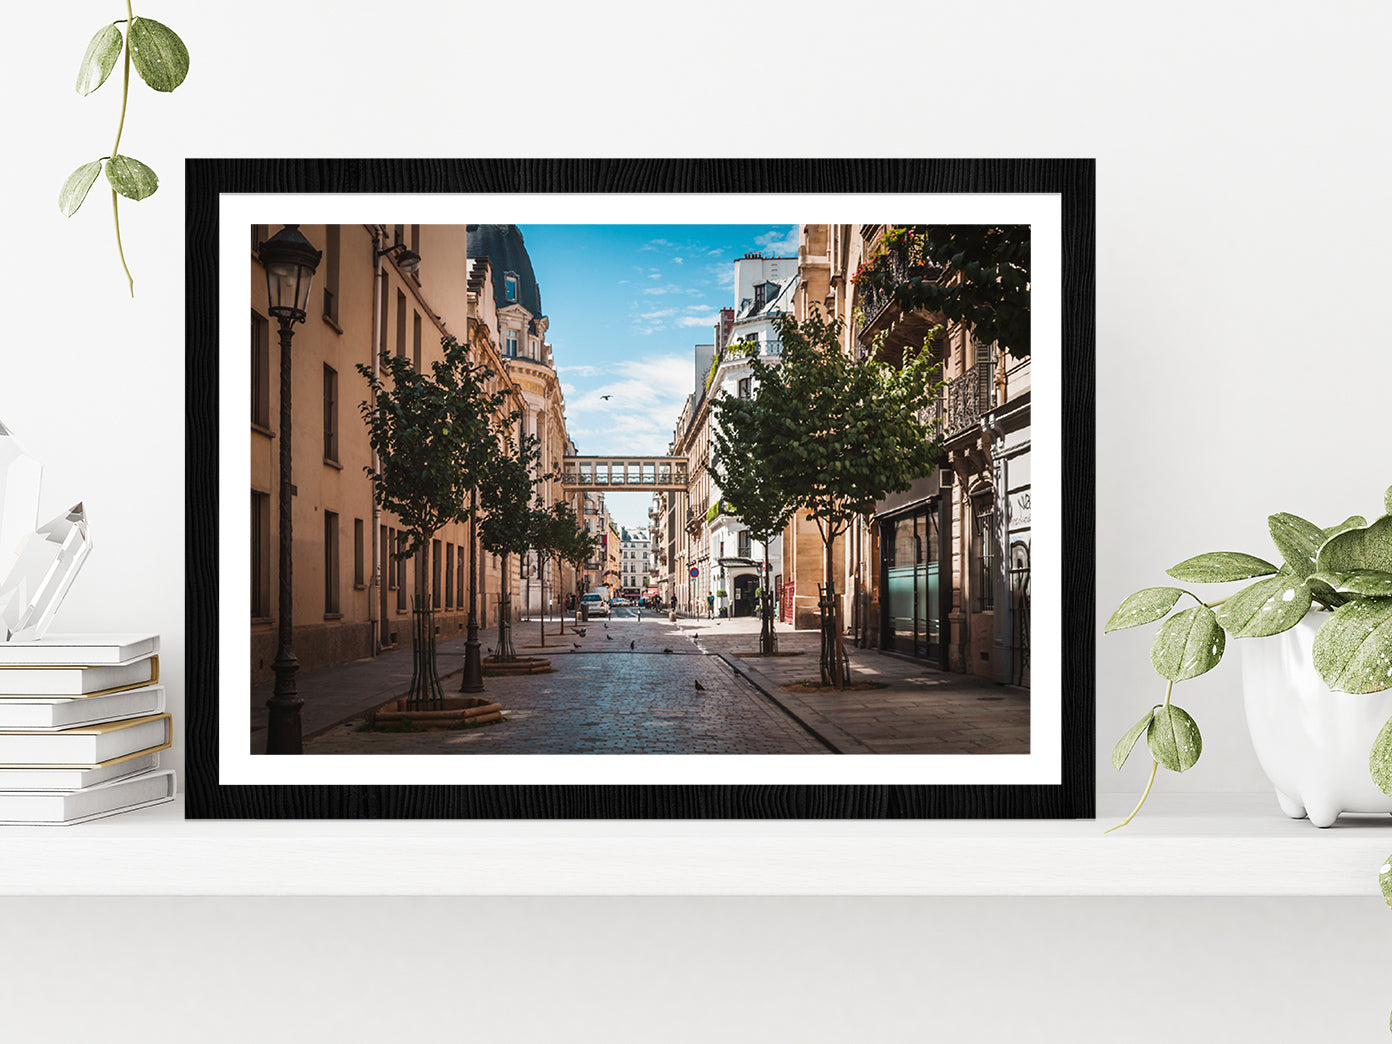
581,592,609,617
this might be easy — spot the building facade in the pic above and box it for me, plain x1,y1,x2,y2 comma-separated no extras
795,223,1031,685
250,224,517,683
467,224,574,620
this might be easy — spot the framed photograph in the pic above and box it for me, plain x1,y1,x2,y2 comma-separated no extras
185,158,1094,819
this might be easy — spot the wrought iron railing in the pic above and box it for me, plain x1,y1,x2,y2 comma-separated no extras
942,356,996,437
856,237,943,331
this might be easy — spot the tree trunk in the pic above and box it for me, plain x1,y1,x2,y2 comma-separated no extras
822,531,846,689
407,537,445,708
538,550,546,648
761,541,776,655
496,552,515,660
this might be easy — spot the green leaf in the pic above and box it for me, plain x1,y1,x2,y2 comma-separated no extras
58,160,104,217
1150,606,1226,681
1214,575,1312,638
1104,588,1185,633
1385,486,1391,515
1380,850,1392,910
1316,514,1392,575
1147,704,1202,772
1267,513,1325,579
1371,717,1392,798
1312,598,1392,694
127,17,189,92
75,24,123,95
1324,515,1367,540
1112,708,1156,770
1166,551,1278,583
104,155,158,201
1304,573,1349,610
1307,570,1392,598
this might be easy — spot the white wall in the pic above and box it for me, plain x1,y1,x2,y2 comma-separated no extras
2,1,1388,1040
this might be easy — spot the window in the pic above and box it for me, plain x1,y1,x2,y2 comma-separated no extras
324,511,341,615
457,546,466,611
505,330,518,358
738,530,752,560
753,283,767,308
413,311,422,371
322,364,338,461
737,377,751,400
396,534,408,613
396,290,407,359
972,493,996,612
251,225,267,253
354,519,365,588
504,274,518,302
251,311,270,427
322,225,340,325
432,540,442,610
379,277,389,357
410,224,420,253
393,224,404,247
251,491,270,618
445,544,455,608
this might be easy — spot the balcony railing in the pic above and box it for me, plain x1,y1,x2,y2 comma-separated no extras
942,356,997,438
856,237,944,332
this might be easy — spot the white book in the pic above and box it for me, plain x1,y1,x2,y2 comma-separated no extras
0,654,158,696
0,684,165,730
0,750,161,790
0,768,176,825
0,714,171,767
0,633,159,667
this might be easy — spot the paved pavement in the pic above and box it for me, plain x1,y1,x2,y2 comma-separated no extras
253,608,1029,756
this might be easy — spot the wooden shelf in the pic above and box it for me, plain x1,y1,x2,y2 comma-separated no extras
0,794,1387,896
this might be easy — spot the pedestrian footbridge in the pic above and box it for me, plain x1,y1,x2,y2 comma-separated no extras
560,456,688,492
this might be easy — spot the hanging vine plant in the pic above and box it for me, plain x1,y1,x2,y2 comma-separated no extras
59,6,189,296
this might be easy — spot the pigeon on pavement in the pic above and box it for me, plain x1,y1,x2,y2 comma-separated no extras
606,634,614,641
694,680,705,691
630,639,636,650
572,642,580,650
663,648,672,654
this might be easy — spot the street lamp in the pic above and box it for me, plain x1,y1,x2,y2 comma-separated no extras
259,225,321,755
375,241,422,275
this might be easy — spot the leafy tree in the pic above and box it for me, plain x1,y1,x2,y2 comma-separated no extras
711,374,799,655
860,225,1030,360
357,336,515,707
529,499,597,644
477,434,544,660
747,310,945,686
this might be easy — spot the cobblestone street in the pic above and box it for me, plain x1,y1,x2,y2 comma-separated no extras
302,612,829,755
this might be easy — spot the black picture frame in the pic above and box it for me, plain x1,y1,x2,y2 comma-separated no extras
185,158,1095,819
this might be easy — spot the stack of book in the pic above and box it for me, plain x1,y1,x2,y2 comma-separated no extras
0,633,174,825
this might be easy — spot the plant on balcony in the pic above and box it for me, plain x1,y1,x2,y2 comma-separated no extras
357,335,517,707
735,311,944,686
860,225,1031,361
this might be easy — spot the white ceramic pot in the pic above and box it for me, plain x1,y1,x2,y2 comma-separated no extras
1240,612,1392,827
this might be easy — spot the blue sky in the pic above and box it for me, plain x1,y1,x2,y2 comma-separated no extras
518,223,799,532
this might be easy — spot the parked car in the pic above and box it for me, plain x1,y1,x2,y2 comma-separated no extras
611,597,630,607
580,592,610,617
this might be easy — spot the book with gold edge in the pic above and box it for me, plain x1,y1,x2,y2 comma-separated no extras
0,749,162,790
0,684,165,730
0,633,158,666
0,713,171,766
0,655,158,696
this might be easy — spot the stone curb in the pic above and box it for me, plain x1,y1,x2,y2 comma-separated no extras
710,651,874,755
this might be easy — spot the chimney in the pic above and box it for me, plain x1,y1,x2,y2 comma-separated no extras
718,308,734,350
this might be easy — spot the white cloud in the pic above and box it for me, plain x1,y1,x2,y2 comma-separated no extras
557,364,605,378
617,279,629,285
648,272,662,279
673,257,684,264
566,353,693,455
707,248,722,256
755,227,799,255
677,314,717,328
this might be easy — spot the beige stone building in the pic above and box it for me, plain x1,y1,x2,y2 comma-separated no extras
794,224,1031,685
250,223,523,683
466,225,574,619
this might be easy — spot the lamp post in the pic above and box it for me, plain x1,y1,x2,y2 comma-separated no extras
459,486,485,693
259,225,321,755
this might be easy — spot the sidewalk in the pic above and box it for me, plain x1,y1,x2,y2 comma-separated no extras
252,612,1029,756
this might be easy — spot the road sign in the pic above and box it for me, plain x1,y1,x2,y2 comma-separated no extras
689,567,699,578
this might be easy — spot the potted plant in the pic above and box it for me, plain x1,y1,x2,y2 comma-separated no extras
1105,483,1392,827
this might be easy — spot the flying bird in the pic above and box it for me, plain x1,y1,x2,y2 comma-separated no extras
694,680,705,691
601,394,612,400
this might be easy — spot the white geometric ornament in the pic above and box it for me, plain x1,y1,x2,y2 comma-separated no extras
0,502,92,642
